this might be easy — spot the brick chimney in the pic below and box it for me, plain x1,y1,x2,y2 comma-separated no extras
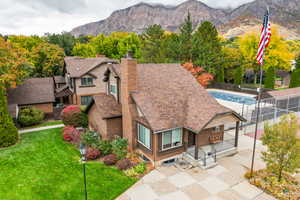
121,54,137,151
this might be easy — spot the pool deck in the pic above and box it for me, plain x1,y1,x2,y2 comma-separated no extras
206,89,256,116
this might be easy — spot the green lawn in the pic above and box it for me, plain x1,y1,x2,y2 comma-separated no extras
19,120,64,130
0,128,136,200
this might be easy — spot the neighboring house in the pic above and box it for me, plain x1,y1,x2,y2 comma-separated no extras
58,56,118,105
7,78,56,118
86,56,246,167
275,70,291,88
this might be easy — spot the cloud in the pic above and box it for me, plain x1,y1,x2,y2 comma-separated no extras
0,0,255,35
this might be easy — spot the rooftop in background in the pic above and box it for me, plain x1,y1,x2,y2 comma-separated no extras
7,78,55,106
64,56,118,78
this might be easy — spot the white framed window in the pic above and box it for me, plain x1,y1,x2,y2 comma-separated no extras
81,96,92,105
162,128,182,150
81,77,93,86
137,123,151,150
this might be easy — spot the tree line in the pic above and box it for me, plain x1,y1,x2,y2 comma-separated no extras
1,13,300,88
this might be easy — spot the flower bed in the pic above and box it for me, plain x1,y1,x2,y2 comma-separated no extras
245,170,300,200
61,128,150,178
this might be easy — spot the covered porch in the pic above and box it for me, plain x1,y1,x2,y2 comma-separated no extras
184,119,241,169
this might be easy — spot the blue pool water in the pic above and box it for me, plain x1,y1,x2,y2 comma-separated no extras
208,91,256,105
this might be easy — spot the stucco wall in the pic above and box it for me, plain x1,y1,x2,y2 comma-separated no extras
88,104,107,139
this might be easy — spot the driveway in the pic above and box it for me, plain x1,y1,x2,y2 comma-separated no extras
117,135,276,200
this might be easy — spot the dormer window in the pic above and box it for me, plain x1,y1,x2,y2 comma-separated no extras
81,77,93,86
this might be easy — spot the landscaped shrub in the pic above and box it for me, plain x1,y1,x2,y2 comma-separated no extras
116,158,132,170
111,137,128,159
134,162,146,174
98,140,112,155
103,154,118,165
124,168,138,177
62,126,81,144
81,131,100,148
124,163,146,177
0,87,18,148
86,147,101,160
18,107,44,127
61,105,87,127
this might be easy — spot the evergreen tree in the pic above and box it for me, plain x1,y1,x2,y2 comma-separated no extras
216,65,225,83
45,32,76,56
192,21,222,74
234,66,243,85
162,33,181,63
265,66,275,89
289,55,300,88
0,87,18,147
179,12,193,62
140,24,165,63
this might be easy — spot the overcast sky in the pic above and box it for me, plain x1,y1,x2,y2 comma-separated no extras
0,0,255,36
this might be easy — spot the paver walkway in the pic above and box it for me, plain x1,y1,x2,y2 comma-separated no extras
18,124,64,134
117,135,276,200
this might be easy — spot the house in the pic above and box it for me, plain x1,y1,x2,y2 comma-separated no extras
57,56,118,105
86,55,246,167
7,78,56,118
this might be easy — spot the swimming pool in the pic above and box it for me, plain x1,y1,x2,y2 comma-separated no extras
208,91,256,105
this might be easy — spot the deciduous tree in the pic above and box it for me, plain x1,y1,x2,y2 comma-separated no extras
30,43,65,77
261,114,300,182
0,38,29,147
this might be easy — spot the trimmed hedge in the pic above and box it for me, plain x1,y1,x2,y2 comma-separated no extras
18,107,44,127
0,87,18,147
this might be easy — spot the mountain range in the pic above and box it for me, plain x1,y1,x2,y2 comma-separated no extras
70,0,300,39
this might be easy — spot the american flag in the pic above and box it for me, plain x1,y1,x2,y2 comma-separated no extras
256,10,271,65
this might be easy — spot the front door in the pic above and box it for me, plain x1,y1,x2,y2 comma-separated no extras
188,131,196,147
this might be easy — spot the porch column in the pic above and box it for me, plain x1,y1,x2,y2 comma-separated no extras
235,121,240,147
194,133,199,160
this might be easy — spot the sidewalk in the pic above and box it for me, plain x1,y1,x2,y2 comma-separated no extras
18,124,65,134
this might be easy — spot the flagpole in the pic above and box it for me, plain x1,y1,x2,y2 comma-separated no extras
250,7,269,178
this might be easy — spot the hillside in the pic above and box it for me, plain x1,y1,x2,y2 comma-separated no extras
70,0,300,39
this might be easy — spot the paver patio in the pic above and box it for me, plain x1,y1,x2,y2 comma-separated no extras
117,135,277,200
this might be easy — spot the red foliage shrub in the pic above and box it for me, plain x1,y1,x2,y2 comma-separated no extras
86,147,101,160
116,158,132,170
61,105,87,127
62,126,81,144
103,154,118,165
182,62,214,88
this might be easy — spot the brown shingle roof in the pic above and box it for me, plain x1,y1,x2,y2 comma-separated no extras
64,57,118,78
54,76,66,84
7,78,55,105
131,64,231,133
266,87,300,99
92,93,122,119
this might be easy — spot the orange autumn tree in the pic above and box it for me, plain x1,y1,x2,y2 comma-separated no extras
182,62,214,87
0,37,29,147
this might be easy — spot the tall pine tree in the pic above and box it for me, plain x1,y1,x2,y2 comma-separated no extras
192,21,222,74
179,12,193,62
140,24,165,63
